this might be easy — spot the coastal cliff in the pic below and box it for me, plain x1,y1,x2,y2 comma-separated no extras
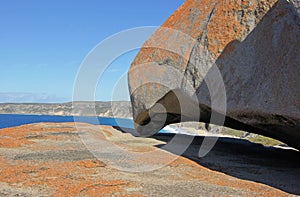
0,102,132,118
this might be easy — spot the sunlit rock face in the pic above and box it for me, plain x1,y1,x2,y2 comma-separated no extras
128,0,300,149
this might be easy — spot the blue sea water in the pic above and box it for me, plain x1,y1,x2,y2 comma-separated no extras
0,114,175,133
0,114,134,130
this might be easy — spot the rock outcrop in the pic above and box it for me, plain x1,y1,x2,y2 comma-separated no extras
128,0,300,149
0,123,299,195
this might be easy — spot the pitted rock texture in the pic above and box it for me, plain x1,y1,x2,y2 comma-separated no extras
128,0,300,149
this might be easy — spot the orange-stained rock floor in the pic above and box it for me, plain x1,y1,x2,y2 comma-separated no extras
0,123,299,196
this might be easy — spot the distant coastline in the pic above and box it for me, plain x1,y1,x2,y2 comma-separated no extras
0,101,132,118
0,102,287,148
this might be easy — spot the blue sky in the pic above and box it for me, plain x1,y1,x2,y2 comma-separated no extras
0,0,184,103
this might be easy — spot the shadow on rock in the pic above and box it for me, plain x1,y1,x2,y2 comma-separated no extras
153,133,300,195
114,126,300,195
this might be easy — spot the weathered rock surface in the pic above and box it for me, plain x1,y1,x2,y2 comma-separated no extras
128,0,300,149
0,123,299,196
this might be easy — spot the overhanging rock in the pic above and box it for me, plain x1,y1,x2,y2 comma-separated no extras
128,0,300,149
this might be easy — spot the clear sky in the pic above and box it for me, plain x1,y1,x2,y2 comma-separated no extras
0,0,185,103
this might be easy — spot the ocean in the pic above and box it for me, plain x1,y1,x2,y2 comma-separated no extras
0,114,134,129
0,114,179,134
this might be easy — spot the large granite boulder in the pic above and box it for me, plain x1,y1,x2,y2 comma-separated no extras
128,0,300,149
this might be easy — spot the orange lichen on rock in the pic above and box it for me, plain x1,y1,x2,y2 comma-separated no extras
77,159,106,168
0,160,130,196
0,123,298,196
0,123,142,196
0,122,83,148
128,0,300,150
206,0,278,57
